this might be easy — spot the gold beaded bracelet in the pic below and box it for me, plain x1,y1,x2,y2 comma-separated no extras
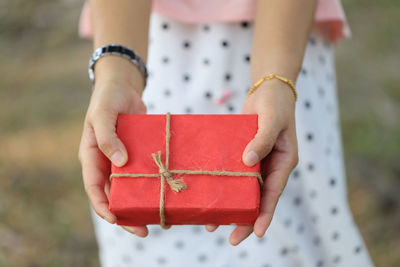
246,73,298,101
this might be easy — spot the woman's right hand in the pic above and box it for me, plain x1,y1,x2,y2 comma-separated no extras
78,56,149,237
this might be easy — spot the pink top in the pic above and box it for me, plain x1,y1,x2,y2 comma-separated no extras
79,0,351,43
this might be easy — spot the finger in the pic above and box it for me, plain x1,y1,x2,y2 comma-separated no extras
90,109,128,167
205,224,219,232
107,171,150,237
121,225,149,237
253,128,298,238
80,126,117,224
104,175,112,199
242,111,282,167
99,134,151,237
229,225,253,246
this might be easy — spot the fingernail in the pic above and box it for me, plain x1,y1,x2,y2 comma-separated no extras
111,151,124,166
104,214,114,224
245,151,259,166
128,227,136,233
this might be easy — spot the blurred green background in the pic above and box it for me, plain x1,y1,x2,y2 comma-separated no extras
0,0,399,266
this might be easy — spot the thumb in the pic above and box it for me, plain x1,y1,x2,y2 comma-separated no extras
91,110,128,167
242,114,280,167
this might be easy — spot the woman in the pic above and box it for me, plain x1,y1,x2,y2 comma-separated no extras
78,0,374,266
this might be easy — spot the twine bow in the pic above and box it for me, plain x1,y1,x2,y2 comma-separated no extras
110,112,263,229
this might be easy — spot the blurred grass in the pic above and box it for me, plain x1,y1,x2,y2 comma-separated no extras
337,1,400,266
0,0,399,266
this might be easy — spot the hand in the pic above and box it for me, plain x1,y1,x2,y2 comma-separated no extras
205,78,299,245
78,56,152,237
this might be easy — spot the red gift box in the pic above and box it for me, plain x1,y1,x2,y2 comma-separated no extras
109,113,263,228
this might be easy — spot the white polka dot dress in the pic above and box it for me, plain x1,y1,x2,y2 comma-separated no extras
89,12,375,267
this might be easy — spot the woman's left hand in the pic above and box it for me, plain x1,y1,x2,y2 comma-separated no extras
204,78,299,246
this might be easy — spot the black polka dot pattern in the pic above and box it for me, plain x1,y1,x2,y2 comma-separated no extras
280,247,289,256
175,240,184,249
332,231,340,241
198,253,207,263
292,169,300,179
157,256,167,265
331,206,339,215
183,73,190,82
164,89,171,96
216,236,225,246
162,56,169,64
240,21,250,28
304,100,312,109
135,241,144,251
204,91,212,99
297,224,305,234
183,40,191,49
238,250,248,259
313,236,321,246
307,163,315,171
224,73,232,81
184,106,192,114
89,13,374,267
161,22,169,30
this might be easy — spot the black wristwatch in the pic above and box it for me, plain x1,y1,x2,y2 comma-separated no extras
88,44,148,88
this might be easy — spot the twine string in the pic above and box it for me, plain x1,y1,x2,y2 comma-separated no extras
109,112,263,229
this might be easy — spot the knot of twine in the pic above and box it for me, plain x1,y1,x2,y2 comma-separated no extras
110,112,263,229
151,151,187,192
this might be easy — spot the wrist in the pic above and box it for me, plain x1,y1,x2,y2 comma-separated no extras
94,56,145,96
249,78,297,106
250,50,303,85
251,65,300,86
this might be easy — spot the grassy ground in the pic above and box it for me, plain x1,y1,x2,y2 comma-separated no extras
336,1,400,266
0,0,399,266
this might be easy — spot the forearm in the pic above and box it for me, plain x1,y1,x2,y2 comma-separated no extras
251,0,318,84
89,0,152,92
